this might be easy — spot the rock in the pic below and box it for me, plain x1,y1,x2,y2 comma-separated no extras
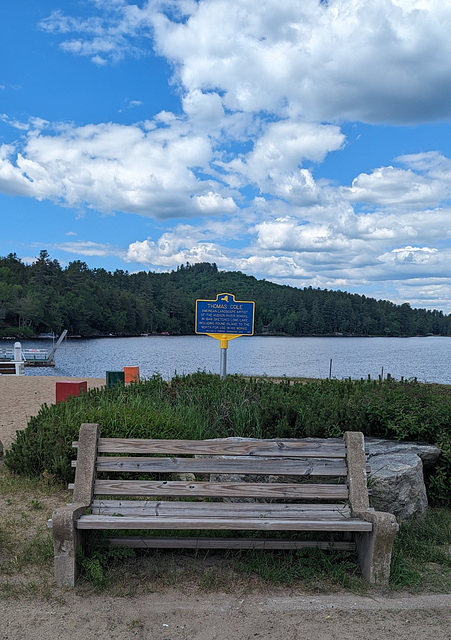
367,453,428,522
365,438,441,470
365,438,441,522
0,439,3,458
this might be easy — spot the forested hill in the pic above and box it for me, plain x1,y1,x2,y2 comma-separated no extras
1,251,450,338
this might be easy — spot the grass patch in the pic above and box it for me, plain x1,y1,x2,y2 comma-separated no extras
0,462,70,593
389,509,451,592
2,454,451,598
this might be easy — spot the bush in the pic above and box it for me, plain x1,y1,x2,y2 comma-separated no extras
5,373,451,504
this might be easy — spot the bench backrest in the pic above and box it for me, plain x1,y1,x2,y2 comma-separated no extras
70,424,370,511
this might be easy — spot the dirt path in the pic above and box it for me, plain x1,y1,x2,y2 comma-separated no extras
2,591,451,639
1,376,450,639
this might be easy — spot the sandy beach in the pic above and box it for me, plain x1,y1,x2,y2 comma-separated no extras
1,375,451,639
0,375,105,451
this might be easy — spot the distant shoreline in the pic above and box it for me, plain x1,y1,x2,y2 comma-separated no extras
1,332,447,341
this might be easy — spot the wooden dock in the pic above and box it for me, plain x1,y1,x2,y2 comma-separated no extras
0,330,67,368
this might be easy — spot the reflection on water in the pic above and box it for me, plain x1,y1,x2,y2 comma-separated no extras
1,335,450,384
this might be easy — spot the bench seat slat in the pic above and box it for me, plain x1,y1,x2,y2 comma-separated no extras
91,438,346,458
108,536,356,551
91,500,352,518
92,479,349,499
91,457,348,476
76,514,372,532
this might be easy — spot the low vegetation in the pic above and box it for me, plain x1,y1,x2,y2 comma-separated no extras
5,373,451,505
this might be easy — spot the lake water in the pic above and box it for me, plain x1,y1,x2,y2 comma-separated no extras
1,335,451,384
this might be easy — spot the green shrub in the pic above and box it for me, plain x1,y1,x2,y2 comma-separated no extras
5,373,451,504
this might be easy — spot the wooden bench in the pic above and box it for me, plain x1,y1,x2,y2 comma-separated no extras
50,424,399,587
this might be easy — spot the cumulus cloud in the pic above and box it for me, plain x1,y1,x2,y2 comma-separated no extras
182,90,225,130
254,218,352,253
152,0,451,124
377,246,443,274
37,0,451,124
221,121,344,200
343,156,451,207
126,235,230,267
0,117,241,218
192,192,238,215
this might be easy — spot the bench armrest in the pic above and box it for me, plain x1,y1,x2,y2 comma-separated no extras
52,502,90,587
353,508,399,584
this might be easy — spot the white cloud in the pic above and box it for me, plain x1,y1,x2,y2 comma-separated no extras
255,218,352,253
152,0,451,124
192,192,238,215
126,235,230,267
38,3,152,63
38,0,451,124
376,246,443,274
182,90,225,130
0,117,242,218
221,121,344,199
343,162,451,207
55,241,124,258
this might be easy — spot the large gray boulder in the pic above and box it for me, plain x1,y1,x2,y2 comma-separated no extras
365,438,441,522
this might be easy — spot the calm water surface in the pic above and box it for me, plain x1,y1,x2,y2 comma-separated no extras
1,335,450,384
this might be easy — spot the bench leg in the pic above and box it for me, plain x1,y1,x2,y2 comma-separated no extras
354,510,399,585
52,505,86,587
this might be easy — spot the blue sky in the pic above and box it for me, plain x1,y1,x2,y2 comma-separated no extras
1,0,451,312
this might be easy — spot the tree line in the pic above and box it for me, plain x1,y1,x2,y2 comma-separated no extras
1,251,450,338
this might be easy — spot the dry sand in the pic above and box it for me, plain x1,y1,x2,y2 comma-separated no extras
1,375,451,640
0,375,105,450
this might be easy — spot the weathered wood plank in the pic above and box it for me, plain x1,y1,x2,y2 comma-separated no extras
73,458,370,474
91,438,346,458
93,479,349,499
76,514,372,531
90,500,352,519
107,536,356,551
90,456,348,476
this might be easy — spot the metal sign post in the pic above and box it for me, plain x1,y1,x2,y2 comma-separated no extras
195,293,255,380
